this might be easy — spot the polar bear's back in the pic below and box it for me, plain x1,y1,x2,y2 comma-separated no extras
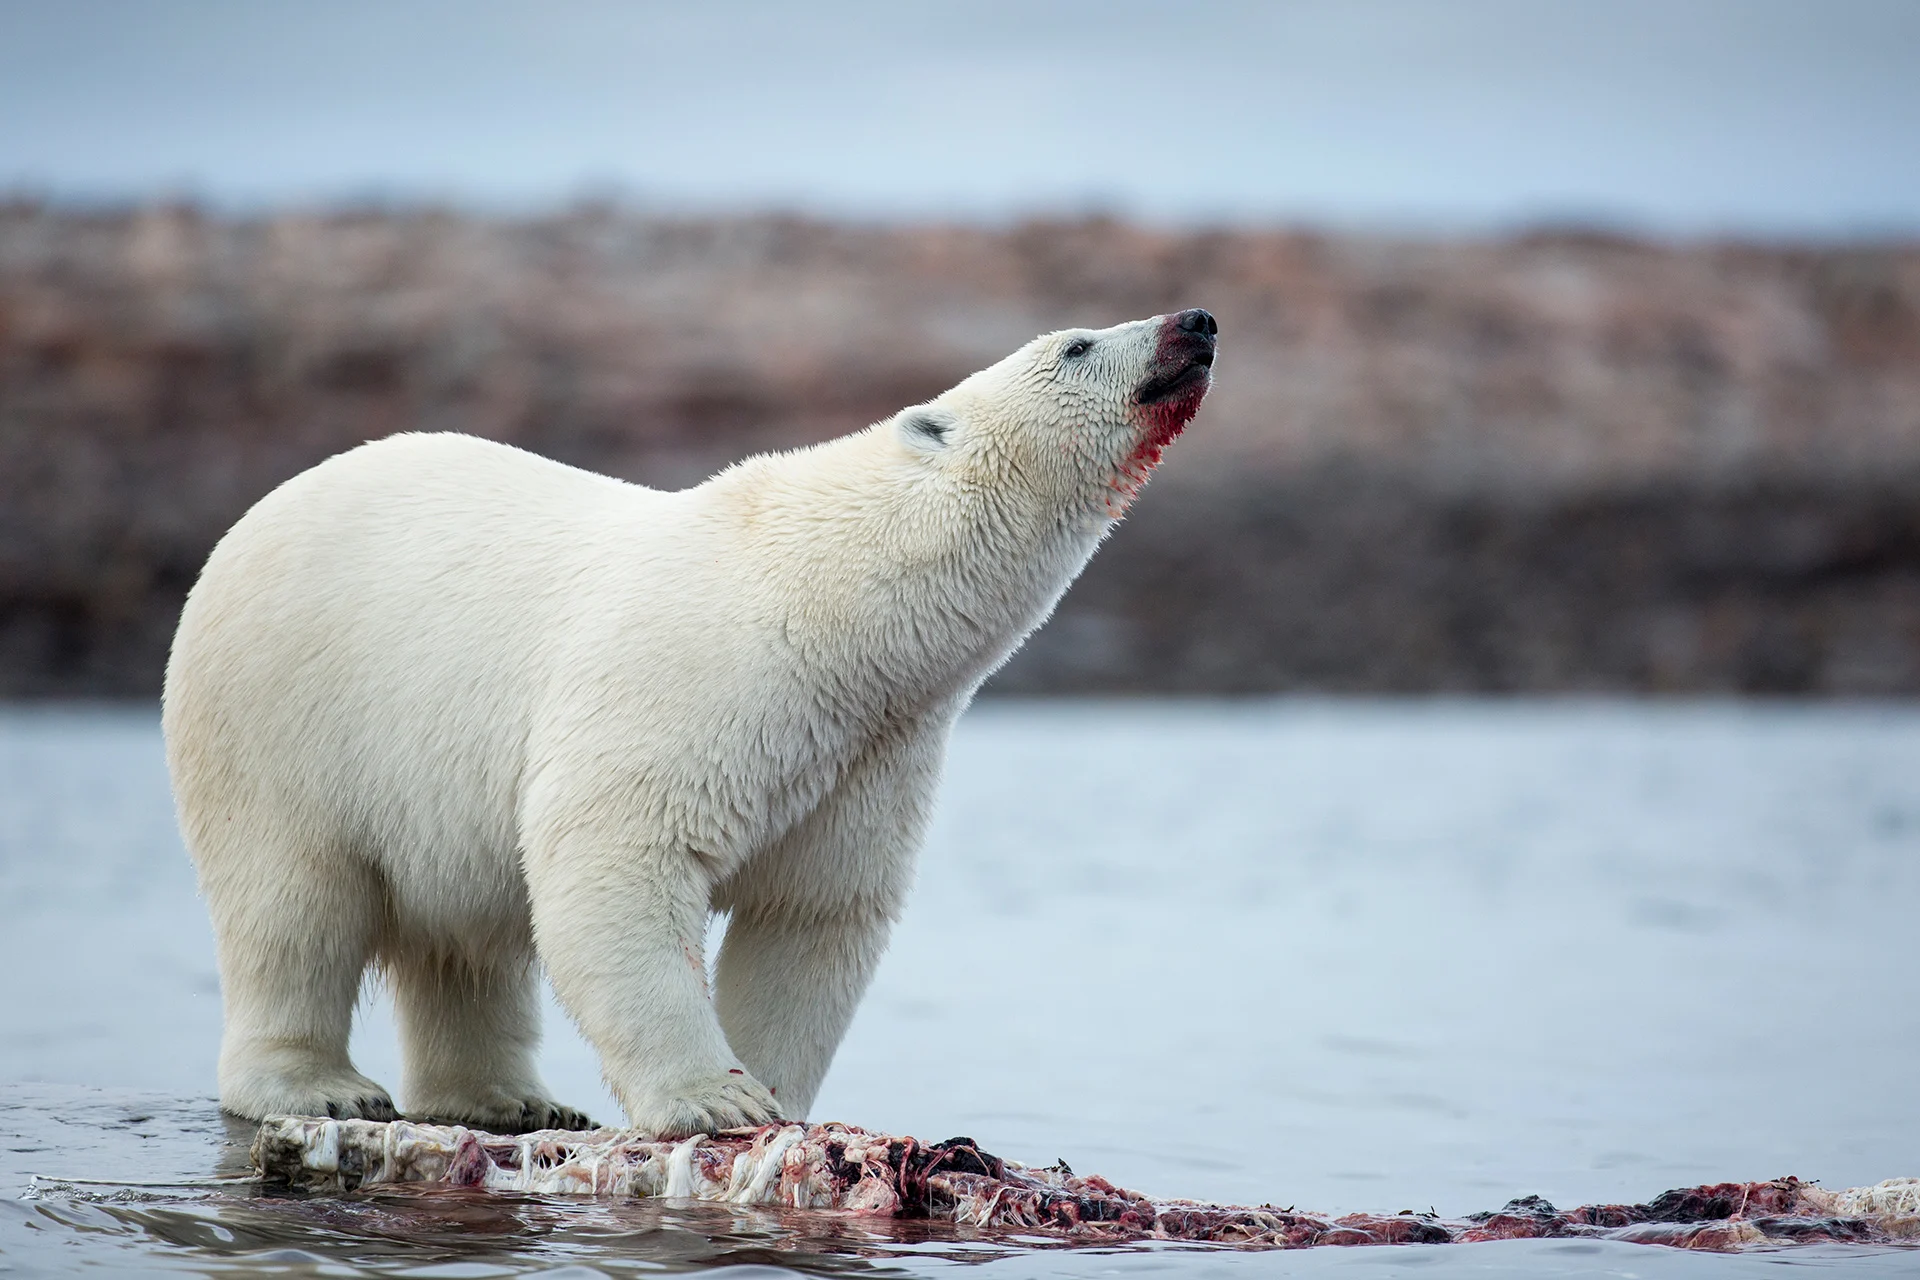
164,433,668,907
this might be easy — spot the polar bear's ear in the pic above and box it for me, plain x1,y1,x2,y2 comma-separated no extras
896,406,961,455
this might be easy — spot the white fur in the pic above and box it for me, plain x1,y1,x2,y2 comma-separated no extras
163,313,1209,1137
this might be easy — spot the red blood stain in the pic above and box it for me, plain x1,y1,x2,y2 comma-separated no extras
1106,315,1213,516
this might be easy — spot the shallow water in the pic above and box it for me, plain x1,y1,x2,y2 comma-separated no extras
2,700,1917,1275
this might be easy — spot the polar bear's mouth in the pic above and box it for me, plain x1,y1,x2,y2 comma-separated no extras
1134,347,1214,406
1103,309,1217,515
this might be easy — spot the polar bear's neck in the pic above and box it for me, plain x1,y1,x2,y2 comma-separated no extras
705,430,1108,708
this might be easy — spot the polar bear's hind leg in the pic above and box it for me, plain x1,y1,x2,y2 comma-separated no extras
205,842,397,1123
386,947,594,1133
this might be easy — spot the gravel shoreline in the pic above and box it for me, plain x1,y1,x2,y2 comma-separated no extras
6,204,1918,695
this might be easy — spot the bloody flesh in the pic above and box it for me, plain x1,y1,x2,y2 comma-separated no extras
252,1116,1920,1254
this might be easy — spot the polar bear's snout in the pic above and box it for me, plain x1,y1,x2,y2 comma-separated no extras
1175,307,1220,338
1135,308,1218,406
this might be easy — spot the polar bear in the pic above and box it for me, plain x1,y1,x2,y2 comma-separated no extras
163,308,1218,1137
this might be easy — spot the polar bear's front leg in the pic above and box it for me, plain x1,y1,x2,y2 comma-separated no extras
524,831,780,1138
712,726,941,1117
712,902,894,1116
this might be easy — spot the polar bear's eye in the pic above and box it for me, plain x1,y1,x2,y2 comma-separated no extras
1062,339,1093,359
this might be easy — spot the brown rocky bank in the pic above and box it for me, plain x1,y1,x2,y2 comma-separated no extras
4,202,1919,696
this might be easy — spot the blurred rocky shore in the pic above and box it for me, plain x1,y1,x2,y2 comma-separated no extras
4,202,1919,696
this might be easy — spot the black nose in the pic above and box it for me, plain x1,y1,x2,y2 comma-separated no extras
1175,308,1218,338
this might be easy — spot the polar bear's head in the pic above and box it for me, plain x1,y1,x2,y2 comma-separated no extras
891,309,1218,522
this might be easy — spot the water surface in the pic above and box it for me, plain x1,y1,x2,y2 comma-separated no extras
3,700,1917,1275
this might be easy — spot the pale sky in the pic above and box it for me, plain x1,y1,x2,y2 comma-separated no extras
1,0,1916,235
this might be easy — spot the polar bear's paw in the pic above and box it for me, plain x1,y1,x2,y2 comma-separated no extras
223,1063,398,1124
626,1071,783,1140
324,1092,400,1122
408,1090,596,1135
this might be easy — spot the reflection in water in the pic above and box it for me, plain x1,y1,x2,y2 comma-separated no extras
126,1191,964,1274
12,1177,1920,1279
12,1173,1168,1276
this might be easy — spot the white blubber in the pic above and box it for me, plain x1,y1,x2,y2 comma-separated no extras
164,310,1218,1138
